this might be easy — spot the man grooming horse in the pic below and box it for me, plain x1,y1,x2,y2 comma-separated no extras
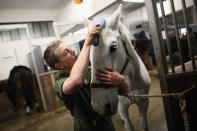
43,25,129,131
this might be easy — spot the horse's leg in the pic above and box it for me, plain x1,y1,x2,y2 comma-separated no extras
12,98,17,112
28,75,41,112
31,88,40,108
32,93,41,112
118,95,134,131
10,91,17,111
8,88,17,112
25,105,31,116
136,97,149,131
21,84,32,115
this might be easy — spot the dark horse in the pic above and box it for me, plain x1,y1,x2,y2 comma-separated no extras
6,65,40,115
133,30,155,70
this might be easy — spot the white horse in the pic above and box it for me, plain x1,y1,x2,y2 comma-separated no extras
85,5,151,131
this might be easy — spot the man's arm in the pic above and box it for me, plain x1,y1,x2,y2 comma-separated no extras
96,68,129,95
118,76,130,95
62,25,100,94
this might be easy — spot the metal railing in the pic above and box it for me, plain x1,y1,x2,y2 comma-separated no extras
158,0,197,74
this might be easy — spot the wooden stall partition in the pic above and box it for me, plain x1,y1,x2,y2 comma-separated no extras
39,71,64,111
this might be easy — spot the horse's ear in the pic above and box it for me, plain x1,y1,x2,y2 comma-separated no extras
108,4,122,30
119,23,134,49
84,19,92,29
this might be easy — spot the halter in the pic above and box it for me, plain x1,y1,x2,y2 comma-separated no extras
120,37,133,74
90,31,133,115
91,37,133,88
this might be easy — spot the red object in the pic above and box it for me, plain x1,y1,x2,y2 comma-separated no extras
178,85,196,96
73,0,83,4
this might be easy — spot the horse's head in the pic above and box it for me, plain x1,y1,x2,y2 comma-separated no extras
85,4,132,115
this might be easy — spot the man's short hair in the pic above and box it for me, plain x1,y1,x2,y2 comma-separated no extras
43,40,62,69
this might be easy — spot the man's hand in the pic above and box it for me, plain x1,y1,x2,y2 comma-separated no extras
84,24,101,46
96,67,124,86
96,67,129,94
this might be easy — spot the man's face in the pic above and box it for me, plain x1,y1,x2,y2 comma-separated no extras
54,43,78,70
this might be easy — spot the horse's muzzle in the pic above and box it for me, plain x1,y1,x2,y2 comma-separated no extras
90,83,119,115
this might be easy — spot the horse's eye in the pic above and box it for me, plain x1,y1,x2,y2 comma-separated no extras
109,44,118,53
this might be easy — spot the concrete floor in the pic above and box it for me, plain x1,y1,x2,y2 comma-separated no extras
0,73,168,131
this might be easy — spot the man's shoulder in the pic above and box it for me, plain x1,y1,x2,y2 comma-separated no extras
55,72,69,81
54,72,69,99
54,73,67,89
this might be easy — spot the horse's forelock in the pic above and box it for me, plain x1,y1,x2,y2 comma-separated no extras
102,26,120,42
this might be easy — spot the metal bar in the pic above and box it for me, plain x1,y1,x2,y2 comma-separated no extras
53,21,83,27
17,29,21,40
25,24,47,112
193,0,197,24
145,1,168,75
128,93,179,98
145,0,174,130
181,0,196,70
0,32,2,42
167,70,197,79
160,0,175,73
52,22,61,40
169,0,185,72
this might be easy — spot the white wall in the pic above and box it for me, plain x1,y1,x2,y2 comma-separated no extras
0,37,56,80
0,40,30,80
0,9,57,23
0,45,18,80
125,6,148,21
157,0,194,17
55,1,83,23
55,0,117,22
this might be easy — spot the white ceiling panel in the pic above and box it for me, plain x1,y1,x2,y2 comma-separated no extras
0,0,69,9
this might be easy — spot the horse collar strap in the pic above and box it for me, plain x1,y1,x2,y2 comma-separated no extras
91,83,116,88
120,56,131,74
120,39,133,74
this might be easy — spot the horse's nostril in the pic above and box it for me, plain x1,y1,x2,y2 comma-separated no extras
104,103,111,115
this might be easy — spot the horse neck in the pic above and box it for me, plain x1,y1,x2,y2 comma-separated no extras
118,23,150,87
125,41,148,80
118,23,144,76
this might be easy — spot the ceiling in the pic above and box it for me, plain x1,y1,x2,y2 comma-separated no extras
123,2,145,12
0,0,145,10
0,0,69,9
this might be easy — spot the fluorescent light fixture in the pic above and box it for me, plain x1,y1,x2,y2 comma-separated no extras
123,0,144,3
0,24,27,31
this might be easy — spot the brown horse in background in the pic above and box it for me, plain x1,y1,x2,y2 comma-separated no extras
6,65,40,115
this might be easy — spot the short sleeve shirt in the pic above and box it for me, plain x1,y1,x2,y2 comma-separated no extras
54,68,115,131
54,67,91,117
